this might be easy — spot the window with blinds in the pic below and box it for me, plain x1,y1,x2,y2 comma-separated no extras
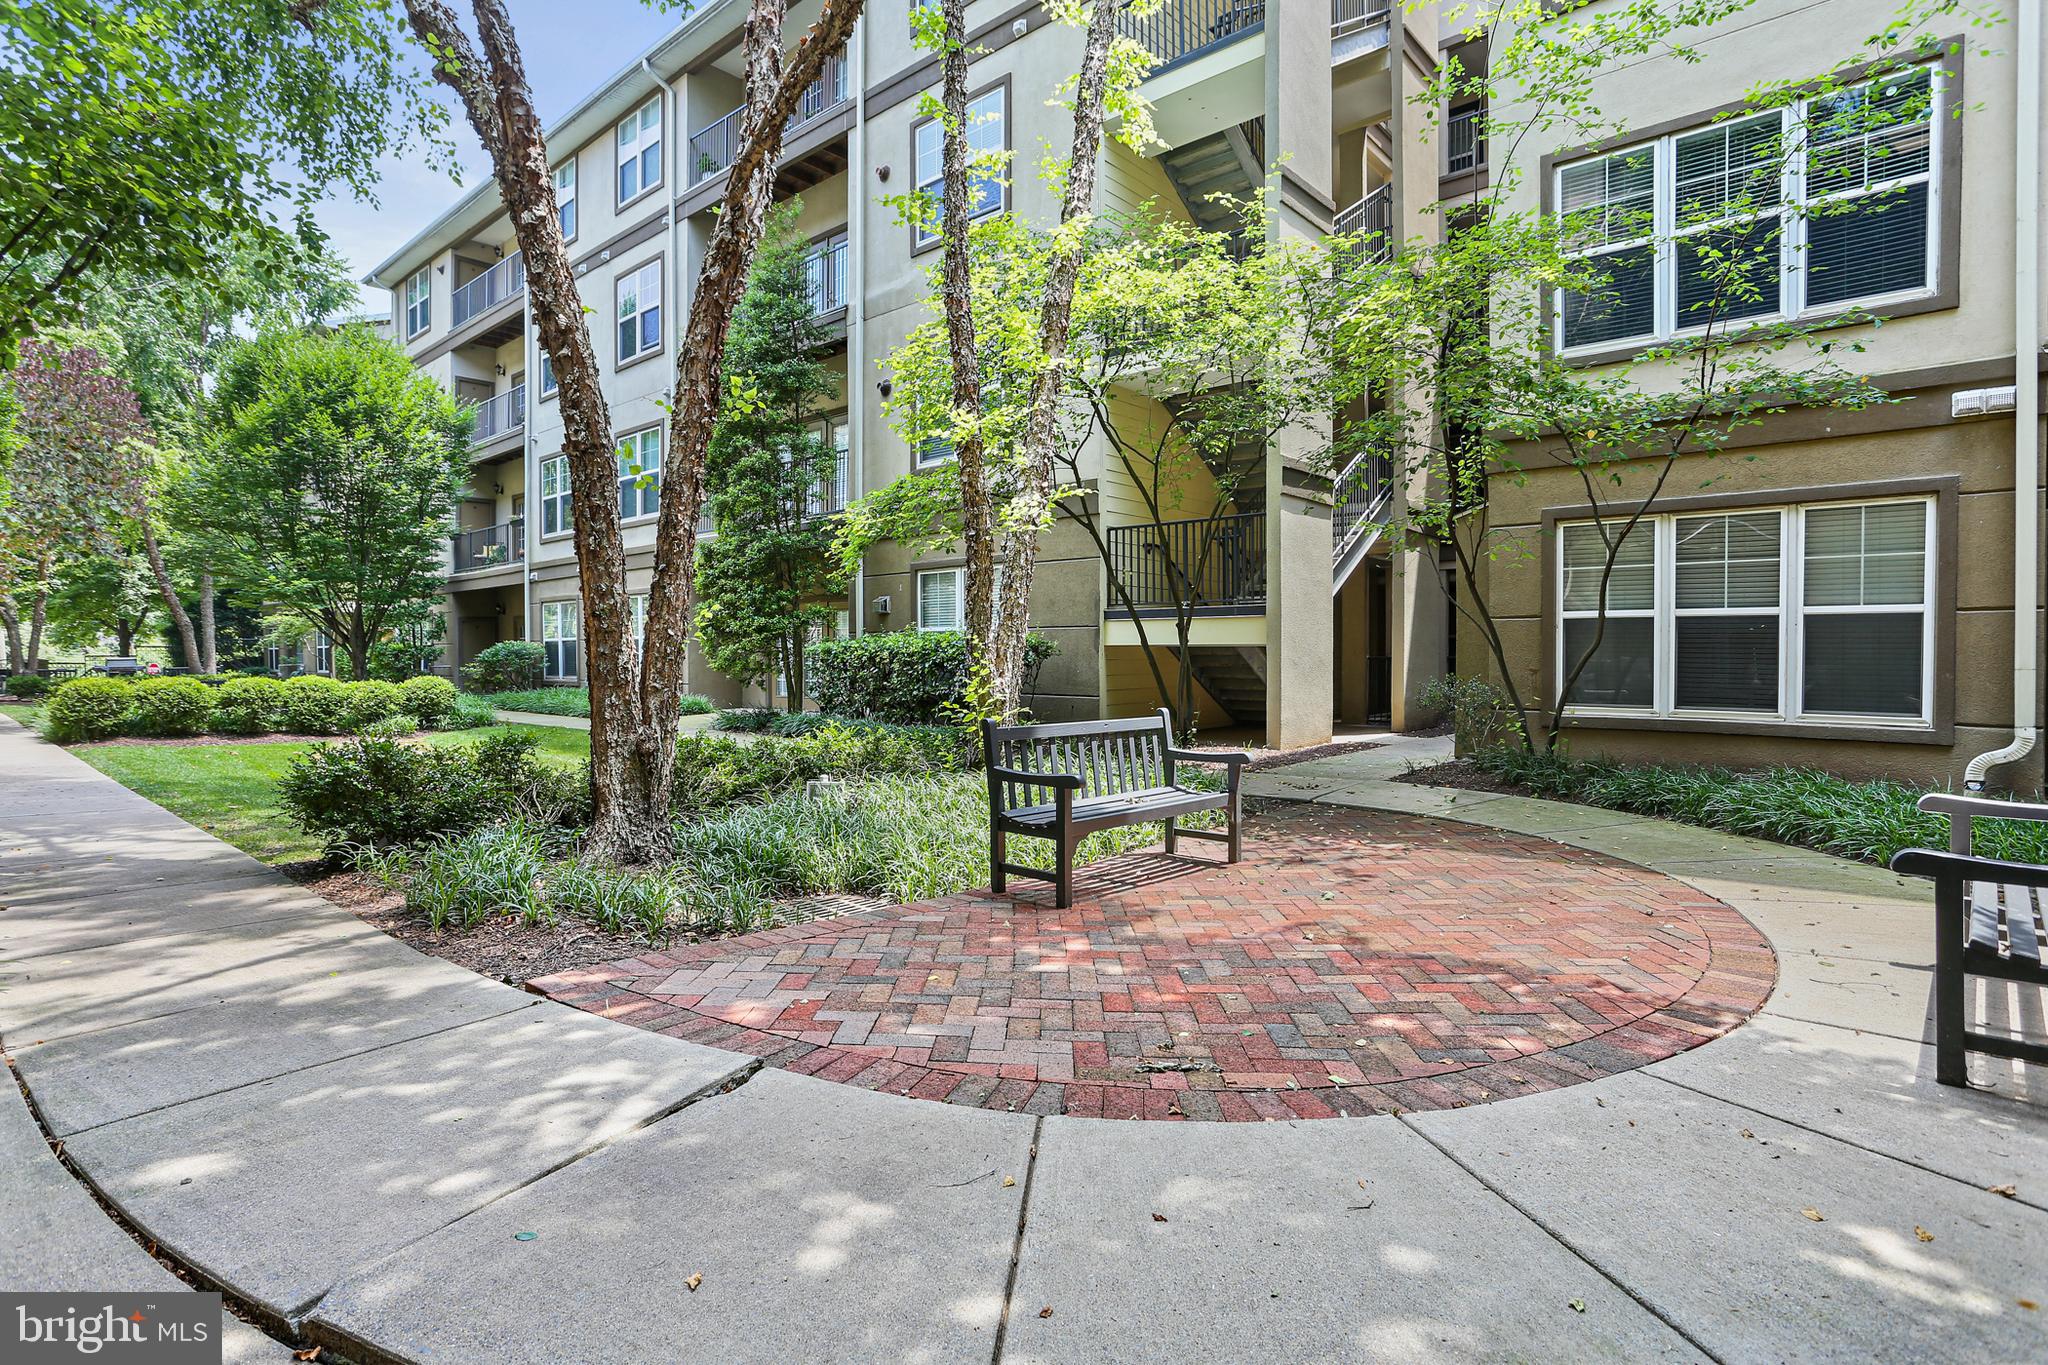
1555,66,1938,351
616,428,661,521
917,567,963,633
1556,497,1932,725
541,602,581,681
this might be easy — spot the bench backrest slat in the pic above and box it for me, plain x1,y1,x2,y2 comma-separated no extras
985,709,1176,811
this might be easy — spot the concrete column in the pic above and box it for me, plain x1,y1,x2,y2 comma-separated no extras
1262,2,1337,749
1386,1,1450,730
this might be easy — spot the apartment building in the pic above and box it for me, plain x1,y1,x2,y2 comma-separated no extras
367,0,1449,747
1465,0,2045,788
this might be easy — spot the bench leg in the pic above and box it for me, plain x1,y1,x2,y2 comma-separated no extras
1055,833,1074,909
1226,786,1244,863
1163,816,1177,855
1934,874,1967,1086
990,825,1007,895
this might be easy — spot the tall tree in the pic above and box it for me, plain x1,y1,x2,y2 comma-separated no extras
402,0,864,863
0,339,151,671
696,207,849,708
194,327,468,680
44,547,158,656
0,0,442,354
911,0,1158,717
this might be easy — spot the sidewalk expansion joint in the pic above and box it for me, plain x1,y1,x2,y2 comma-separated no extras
988,1116,1045,1365
1397,1111,1728,1364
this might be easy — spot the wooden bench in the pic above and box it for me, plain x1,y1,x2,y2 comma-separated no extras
983,709,1249,909
1889,792,2048,1085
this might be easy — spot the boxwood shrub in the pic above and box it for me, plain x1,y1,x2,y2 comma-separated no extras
45,677,134,741
4,673,51,698
280,676,351,734
213,677,288,735
279,731,579,851
462,640,544,693
805,630,1056,724
340,679,406,732
128,676,216,737
398,675,458,727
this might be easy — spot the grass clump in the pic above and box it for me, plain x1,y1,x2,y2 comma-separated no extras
1464,747,2048,866
481,687,714,719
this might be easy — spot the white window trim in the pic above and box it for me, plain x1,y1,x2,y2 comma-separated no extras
914,85,1007,249
555,158,578,244
1556,496,1936,730
540,601,581,681
1554,66,1943,356
615,258,663,367
403,268,431,340
616,95,663,209
617,427,661,524
917,566,965,633
538,352,557,401
539,455,572,540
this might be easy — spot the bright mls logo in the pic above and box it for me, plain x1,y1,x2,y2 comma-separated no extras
1,1294,221,1363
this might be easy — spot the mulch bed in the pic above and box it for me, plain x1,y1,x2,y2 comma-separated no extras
1396,757,1540,796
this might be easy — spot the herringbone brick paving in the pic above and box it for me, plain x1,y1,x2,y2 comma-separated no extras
533,805,1774,1120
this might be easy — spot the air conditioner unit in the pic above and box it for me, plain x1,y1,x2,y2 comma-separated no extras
873,595,892,616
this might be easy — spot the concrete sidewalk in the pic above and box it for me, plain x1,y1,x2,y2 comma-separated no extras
2,715,2043,1362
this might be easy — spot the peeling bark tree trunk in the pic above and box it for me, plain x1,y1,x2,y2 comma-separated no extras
934,0,997,672
138,508,201,674
2,602,22,675
405,0,863,863
197,571,217,674
988,0,1124,716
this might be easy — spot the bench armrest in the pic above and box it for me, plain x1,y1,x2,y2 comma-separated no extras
1165,748,1252,768
988,766,1084,791
1917,792,2048,825
1889,846,2048,887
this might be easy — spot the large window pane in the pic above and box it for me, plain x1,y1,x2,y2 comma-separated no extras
1562,520,1654,611
1562,616,1654,708
1676,617,1779,710
1803,613,1922,716
1676,220,1783,325
1561,246,1655,349
1804,502,1925,605
1806,182,1930,305
1676,513,1780,608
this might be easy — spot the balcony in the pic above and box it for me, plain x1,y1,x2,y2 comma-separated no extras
1335,185,1393,262
1330,1,1392,39
1446,104,1486,176
1107,511,1267,617
1120,1,1263,71
451,519,525,575
451,252,525,329
469,383,525,452
805,233,849,318
689,53,849,187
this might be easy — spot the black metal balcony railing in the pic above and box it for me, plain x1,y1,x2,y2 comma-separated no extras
805,234,849,316
1119,1,1263,71
451,518,525,574
689,53,848,186
450,252,524,328
1108,511,1267,615
1447,104,1486,175
1332,449,1395,559
470,383,525,446
1331,1,1393,38
1335,185,1394,264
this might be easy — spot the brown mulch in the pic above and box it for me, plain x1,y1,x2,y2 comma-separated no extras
1396,757,1536,796
1244,739,1382,771
68,731,353,749
285,863,661,985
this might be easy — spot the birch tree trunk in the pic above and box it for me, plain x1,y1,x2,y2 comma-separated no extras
988,0,1124,714
404,0,862,863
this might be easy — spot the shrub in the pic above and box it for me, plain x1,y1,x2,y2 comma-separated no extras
805,630,1057,724
340,679,406,732
4,673,51,699
1417,675,1523,752
128,676,216,737
211,677,288,735
398,675,459,727
678,693,716,716
482,686,589,718
462,640,544,693
279,730,561,851
670,721,968,814
280,676,351,734
713,707,775,733
441,693,498,729
765,710,832,737
360,712,417,738
352,821,554,930
44,677,133,742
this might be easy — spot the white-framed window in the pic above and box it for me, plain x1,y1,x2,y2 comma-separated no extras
917,567,964,633
616,95,662,205
615,259,662,365
555,159,578,241
539,455,572,537
1556,496,1934,726
617,427,661,520
403,268,431,339
263,645,281,674
313,632,334,676
1556,66,1939,352
539,352,557,399
628,592,649,650
914,86,1006,248
541,602,581,681
805,414,851,513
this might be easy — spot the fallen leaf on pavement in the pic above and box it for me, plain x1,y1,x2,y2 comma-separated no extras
1739,1129,1755,1139
1038,1307,1054,1319
686,1274,703,1292
1988,1184,2018,1198
1568,1299,1586,1313
293,1350,322,1362
1002,1176,1016,1188
1915,1226,1934,1243
1801,1208,1825,1222
2019,1299,2038,1311
1151,1213,1168,1223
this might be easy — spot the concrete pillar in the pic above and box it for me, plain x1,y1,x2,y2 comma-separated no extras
1335,569,1369,723
1386,1,1450,730
1262,2,1337,749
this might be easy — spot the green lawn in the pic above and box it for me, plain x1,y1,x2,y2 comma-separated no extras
73,724,590,865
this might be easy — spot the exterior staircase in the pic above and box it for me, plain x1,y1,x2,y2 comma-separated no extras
1185,645,1267,729
1158,119,1266,246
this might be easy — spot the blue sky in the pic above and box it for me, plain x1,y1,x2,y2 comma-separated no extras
315,0,683,316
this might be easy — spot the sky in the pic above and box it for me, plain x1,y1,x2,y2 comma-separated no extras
314,0,685,317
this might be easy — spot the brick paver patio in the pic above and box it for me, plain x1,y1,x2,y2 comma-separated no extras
535,805,1775,1119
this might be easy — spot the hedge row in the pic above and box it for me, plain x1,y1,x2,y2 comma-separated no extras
804,630,1055,725
43,675,464,743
